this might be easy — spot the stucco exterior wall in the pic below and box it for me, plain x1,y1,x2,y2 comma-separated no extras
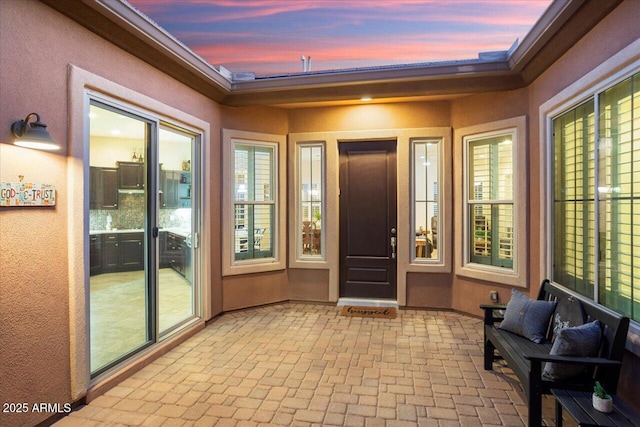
287,102,452,304
447,88,530,314
288,102,451,133
526,0,640,294
447,0,640,316
219,106,289,311
0,1,222,425
524,0,640,411
2,0,640,424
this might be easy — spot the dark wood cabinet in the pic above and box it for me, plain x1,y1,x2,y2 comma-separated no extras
92,232,144,275
90,167,118,209
90,234,102,276
118,161,145,190
102,233,120,273
160,170,191,209
178,171,191,208
159,231,170,268
160,170,179,208
90,231,187,276
119,233,144,271
166,232,186,275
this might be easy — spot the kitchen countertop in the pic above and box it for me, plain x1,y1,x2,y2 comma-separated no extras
90,228,190,238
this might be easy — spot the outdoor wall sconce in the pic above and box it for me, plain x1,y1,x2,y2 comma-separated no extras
11,112,60,150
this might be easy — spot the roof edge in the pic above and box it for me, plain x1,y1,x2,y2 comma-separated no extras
38,0,623,107
509,0,585,72
92,0,232,92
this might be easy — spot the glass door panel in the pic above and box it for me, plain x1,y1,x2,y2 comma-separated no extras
158,126,195,334
89,102,152,375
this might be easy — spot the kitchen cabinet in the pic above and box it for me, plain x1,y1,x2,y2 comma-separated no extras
92,232,144,275
159,231,170,268
90,167,118,209
166,232,186,276
160,170,179,208
118,161,145,190
90,234,102,275
102,233,120,273
160,170,191,208
120,233,144,271
178,171,191,208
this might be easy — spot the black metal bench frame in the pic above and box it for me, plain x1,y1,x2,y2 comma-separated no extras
481,279,630,427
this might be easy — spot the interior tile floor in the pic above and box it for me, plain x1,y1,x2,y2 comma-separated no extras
56,303,572,426
90,268,193,372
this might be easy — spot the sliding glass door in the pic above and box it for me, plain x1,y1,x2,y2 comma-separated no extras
88,99,199,376
158,126,196,334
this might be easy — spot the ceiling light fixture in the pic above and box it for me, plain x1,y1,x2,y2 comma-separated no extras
11,113,60,150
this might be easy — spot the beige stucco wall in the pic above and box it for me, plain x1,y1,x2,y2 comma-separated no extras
2,0,640,425
447,0,640,317
219,106,290,311
524,1,640,410
447,88,530,315
288,102,451,133
526,0,640,296
0,1,222,425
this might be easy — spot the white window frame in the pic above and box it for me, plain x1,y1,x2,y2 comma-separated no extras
454,116,528,287
294,142,326,262
410,138,443,264
540,41,640,347
222,129,286,276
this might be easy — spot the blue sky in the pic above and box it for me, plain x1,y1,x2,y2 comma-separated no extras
127,0,552,76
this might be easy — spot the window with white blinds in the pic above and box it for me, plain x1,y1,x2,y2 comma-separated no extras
466,133,515,268
552,71,640,322
233,144,275,260
553,101,596,298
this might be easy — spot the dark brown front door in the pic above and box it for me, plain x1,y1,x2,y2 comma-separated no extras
339,140,397,299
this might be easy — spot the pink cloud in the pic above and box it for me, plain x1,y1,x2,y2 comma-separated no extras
128,0,552,74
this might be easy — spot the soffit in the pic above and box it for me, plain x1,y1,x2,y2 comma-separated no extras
39,0,622,108
511,0,623,83
41,0,231,103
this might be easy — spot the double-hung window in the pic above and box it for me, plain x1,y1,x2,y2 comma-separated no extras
552,71,640,321
466,132,515,269
222,129,286,276
455,116,527,287
234,143,274,260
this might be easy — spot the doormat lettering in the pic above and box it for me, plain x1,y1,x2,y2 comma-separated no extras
340,306,396,319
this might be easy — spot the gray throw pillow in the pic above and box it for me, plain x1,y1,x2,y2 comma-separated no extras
543,319,602,380
499,289,557,343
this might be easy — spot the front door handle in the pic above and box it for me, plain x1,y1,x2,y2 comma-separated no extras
390,236,396,259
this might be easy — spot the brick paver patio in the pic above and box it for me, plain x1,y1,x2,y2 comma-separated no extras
54,303,562,426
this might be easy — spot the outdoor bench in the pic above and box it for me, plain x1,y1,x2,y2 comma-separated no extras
481,279,630,427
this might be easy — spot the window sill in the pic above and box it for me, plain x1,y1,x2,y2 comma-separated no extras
456,262,526,288
223,257,285,276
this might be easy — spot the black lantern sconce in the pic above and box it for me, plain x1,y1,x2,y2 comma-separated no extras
11,113,60,151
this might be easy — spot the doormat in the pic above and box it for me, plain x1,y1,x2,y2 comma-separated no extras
340,306,397,319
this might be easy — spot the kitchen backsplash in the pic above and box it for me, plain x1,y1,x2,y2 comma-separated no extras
90,193,191,231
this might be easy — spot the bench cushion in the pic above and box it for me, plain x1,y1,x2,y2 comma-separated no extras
499,289,557,343
543,320,602,380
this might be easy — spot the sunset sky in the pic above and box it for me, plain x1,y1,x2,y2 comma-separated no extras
127,0,552,76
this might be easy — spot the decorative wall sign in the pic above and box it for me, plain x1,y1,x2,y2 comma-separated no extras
0,181,56,206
